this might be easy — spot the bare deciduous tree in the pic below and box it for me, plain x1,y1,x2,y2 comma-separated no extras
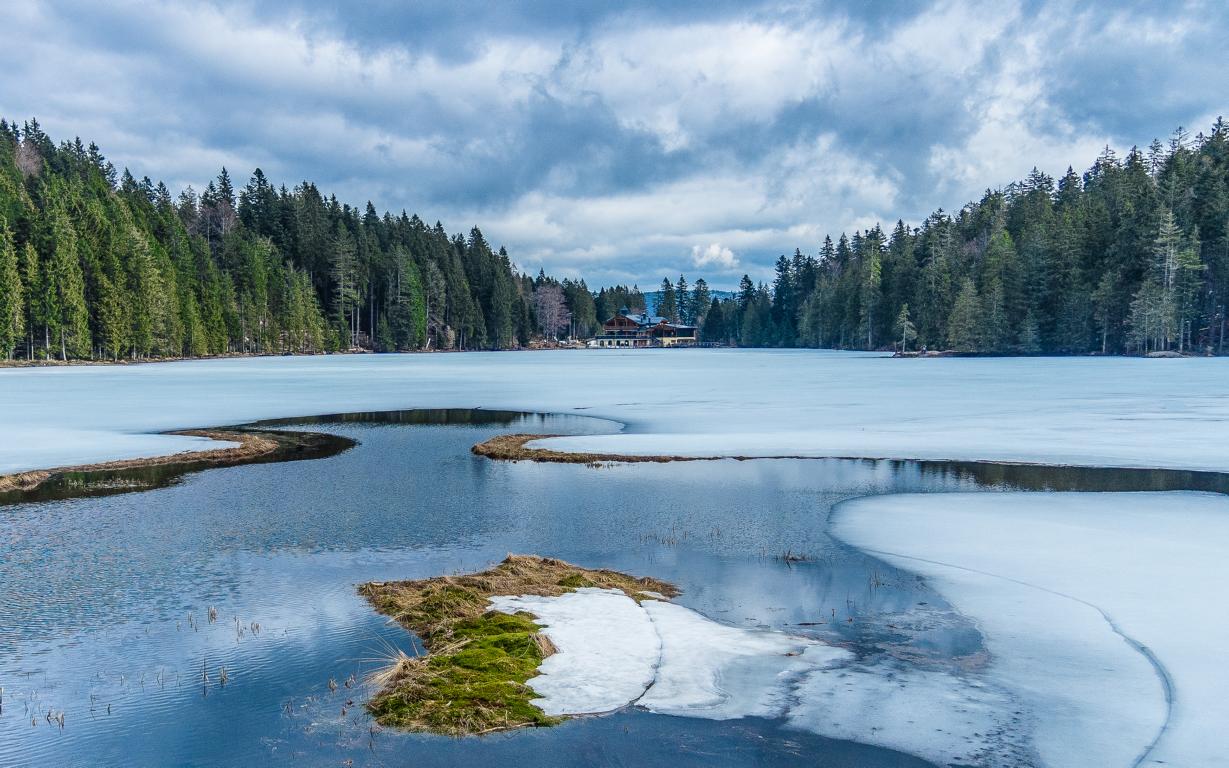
533,283,571,340
15,140,41,178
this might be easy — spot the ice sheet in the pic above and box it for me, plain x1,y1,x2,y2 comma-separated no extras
2,351,1229,473
489,590,851,722
789,663,1025,768
832,492,1229,768
637,600,846,719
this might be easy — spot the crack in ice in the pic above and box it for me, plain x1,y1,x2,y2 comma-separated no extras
853,545,1174,768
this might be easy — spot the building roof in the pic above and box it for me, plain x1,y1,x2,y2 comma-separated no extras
623,312,666,326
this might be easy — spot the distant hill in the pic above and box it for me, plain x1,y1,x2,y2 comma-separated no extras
644,289,735,316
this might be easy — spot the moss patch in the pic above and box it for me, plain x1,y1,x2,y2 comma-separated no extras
360,555,678,735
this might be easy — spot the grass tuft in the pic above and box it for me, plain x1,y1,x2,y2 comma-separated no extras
360,554,677,735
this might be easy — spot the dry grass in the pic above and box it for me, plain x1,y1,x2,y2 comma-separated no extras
0,429,280,495
471,434,703,465
359,555,677,735
0,471,52,494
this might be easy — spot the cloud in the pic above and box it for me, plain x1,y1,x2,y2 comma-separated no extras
691,244,739,270
0,0,1224,289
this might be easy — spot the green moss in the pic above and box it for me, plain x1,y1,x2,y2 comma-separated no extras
367,610,561,733
360,555,678,736
556,573,595,589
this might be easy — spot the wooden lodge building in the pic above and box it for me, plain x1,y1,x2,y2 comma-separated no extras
591,307,697,348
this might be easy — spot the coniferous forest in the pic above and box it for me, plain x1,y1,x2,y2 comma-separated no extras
1,118,1227,360
0,118,584,361
688,120,1229,355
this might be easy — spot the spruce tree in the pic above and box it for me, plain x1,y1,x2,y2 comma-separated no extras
691,278,711,326
895,303,916,353
0,218,22,358
675,274,690,324
657,277,678,322
948,279,983,353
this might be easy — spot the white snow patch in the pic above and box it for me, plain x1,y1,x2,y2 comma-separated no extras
488,588,659,715
832,491,1229,768
488,589,851,722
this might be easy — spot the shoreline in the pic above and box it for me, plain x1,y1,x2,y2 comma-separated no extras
5,416,1229,507
0,345,596,370
1,347,1216,370
468,434,1229,493
0,427,354,504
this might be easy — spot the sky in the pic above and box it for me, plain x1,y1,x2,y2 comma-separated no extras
0,1,1225,289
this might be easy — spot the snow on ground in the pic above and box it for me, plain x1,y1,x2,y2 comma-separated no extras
832,492,1229,768
1,350,1229,474
488,589,659,715
489,590,850,720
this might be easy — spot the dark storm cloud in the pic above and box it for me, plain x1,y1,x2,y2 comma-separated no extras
0,0,1224,288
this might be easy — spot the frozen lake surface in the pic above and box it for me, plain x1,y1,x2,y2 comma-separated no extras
0,350,1226,766
2,350,1229,473
833,492,1229,768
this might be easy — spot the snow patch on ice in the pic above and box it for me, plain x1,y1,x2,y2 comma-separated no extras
488,589,852,722
833,491,1229,768
488,588,658,715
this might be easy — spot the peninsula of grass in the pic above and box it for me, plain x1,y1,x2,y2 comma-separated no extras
0,427,352,504
359,555,678,735
472,433,703,464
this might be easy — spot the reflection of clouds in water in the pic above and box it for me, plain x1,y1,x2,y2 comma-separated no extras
10,409,1200,767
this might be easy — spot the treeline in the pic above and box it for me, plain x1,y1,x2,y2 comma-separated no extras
0,119,583,361
675,120,1229,354
4,118,1227,360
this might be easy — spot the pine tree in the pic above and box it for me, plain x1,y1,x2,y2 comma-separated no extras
700,297,725,343
331,223,359,348
46,211,90,359
948,279,983,353
859,233,882,348
18,243,39,359
675,275,690,324
895,303,916,353
657,277,678,322
0,218,22,358
691,278,711,326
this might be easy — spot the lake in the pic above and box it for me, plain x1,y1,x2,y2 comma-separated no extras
1,351,1227,767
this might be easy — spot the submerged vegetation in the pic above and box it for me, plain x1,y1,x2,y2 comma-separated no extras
359,555,677,735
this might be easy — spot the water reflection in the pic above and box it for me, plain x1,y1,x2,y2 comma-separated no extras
0,410,1223,767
